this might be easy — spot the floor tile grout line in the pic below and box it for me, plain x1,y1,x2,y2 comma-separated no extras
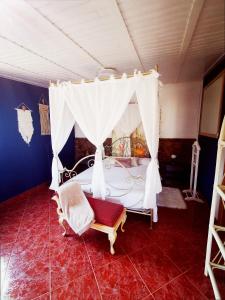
135,241,193,292
49,270,95,295
83,237,103,300
159,248,190,275
83,238,127,269
18,195,51,300
121,241,161,260
32,291,50,300
48,206,86,294
142,293,155,300
185,272,210,300
126,254,153,298
154,252,208,300
154,236,199,276
162,243,207,277
151,268,191,295
1,196,29,291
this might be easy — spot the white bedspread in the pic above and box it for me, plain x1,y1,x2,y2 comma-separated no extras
68,164,148,210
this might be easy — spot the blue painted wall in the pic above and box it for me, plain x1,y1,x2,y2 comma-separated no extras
0,77,75,202
198,136,217,202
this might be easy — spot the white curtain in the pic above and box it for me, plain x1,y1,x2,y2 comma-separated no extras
64,75,136,199
49,71,162,222
113,103,141,157
113,104,141,137
136,71,162,222
49,85,75,190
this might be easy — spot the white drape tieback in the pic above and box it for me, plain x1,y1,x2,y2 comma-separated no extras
50,152,63,190
91,145,106,199
143,158,162,222
150,158,162,193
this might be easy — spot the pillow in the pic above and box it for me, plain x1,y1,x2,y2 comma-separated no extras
131,157,138,167
103,157,115,168
114,157,132,168
138,157,150,166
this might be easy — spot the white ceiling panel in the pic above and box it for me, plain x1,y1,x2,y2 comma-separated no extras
0,0,100,78
0,62,47,87
189,0,224,56
0,0,224,86
27,0,144,72
179,0,225,81
117,0,193,81
0,37,80,82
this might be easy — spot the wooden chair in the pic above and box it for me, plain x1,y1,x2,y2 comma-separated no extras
52,193,127,255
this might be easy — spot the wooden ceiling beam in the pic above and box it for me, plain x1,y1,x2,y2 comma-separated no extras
114,0,145,72
176,0,205,81
26,1,105,70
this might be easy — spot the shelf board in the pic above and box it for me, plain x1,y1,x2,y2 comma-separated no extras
210,225,225,261
206,264,222,300
216,185,225,201
219,140,225,147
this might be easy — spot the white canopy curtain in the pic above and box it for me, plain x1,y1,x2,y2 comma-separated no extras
136,70,162,221
113,104,141,137
49,70,161,221
49,85,75,190
113,103,141,157
64,75,136,198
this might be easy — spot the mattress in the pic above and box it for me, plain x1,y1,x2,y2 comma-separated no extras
67,163,147,210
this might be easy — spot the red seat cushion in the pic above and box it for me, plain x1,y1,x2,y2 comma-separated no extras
85,194,124,227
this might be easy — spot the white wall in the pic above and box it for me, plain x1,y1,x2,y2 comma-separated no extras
159,81,202,138
75,80,203,139
75,123,112,138
75,123,85,138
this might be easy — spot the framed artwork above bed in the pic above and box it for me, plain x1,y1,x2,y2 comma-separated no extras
112,123,149,158
199,71,225,138
131,124,149,157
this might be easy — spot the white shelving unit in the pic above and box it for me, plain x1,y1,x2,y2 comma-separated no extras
204,116,225,300
183,140,203,203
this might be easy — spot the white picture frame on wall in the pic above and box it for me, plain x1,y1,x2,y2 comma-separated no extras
200,71,225,138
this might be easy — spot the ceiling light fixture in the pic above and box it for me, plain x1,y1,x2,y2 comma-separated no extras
97,67,118,78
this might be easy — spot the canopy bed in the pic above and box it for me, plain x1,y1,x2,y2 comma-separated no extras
49,68,162,228
60,139,154,228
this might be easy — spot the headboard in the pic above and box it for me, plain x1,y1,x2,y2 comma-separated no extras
106,136,149,158
61,137,149,184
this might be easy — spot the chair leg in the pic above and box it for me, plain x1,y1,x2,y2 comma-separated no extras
121,213,127,232
56,206,67,236
108,231,117,255
59,215,67,236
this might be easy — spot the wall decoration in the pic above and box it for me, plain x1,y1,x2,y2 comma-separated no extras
38,95,50,135
111,131,131,157
112,123,149,158
200,72,225,138
131,124,149,157
15,103,34,145
112,104,142,157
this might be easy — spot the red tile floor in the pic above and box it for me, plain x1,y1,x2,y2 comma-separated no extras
1,184,225,299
